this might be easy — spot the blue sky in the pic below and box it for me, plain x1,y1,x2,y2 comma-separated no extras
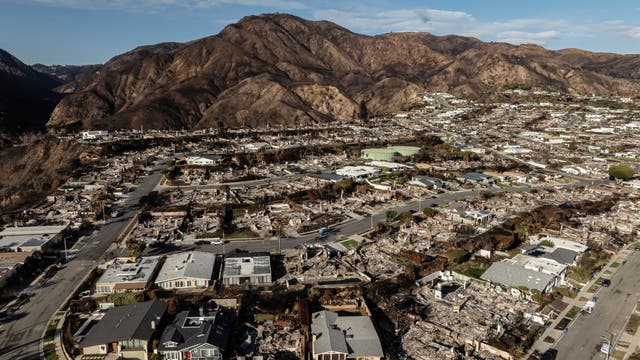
2,0,640,65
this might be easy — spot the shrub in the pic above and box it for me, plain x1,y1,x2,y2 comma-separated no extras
609,165,635,180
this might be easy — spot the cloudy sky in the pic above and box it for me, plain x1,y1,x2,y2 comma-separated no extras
2,0,640,64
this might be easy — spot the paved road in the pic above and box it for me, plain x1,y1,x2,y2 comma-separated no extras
159,174,298,190
0,166,166,360
151,178,602,256
554,251,640,360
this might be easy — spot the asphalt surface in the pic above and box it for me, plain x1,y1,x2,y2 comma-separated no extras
0,166,165,360
554,251,640,360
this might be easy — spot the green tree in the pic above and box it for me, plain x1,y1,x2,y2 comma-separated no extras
609,165,635,180
385,210,398,222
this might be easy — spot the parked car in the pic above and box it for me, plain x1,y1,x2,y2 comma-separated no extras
211,239,224,245
601,341,610,354
602,279,611,287
195,240,211,245
541,349,558,360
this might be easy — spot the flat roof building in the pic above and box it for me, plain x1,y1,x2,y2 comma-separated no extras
222,252,271,286
96,257,161,294
360,145,420,161
335,166,380,179
481,261,555,293
0,224,68,252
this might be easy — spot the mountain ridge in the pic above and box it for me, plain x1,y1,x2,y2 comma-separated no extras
27,13,640,131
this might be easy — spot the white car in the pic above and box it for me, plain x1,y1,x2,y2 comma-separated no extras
601,341,610,354
210,238,224,245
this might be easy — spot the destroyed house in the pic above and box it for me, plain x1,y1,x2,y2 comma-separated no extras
158,307,234,360
80,300,167,360
310,310,384,360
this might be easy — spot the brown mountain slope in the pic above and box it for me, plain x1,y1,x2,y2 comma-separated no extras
0,49,63,133
48,13,640,131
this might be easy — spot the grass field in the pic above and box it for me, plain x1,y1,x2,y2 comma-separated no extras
339,238,359,249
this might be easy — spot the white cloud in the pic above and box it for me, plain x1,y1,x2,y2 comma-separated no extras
497,30,561,45
313,7,567,45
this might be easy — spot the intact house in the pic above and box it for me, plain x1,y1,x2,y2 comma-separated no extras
243,142,271,152
335,166,380,180
155,251,216,291
506,254,567,287
481,261,555,297
81,130,109,141
158,305,235,360
310,310,384,360
80,300,167,360
524,235,588,267
95,257,161,295
408,175,445,191
222,252,272,286
458,172,495,185
186,155,224,166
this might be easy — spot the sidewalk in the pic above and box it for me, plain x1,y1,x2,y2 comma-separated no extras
527,244,634,358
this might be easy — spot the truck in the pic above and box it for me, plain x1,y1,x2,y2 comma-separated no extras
582,296,597,314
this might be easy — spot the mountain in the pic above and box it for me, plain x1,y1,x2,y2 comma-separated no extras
47,14,640,131
0,49,64,133
31,63,101,93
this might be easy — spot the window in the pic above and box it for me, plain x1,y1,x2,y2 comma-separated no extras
163,351,179,360
120,339,145,350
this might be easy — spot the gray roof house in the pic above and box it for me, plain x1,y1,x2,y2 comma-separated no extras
158,306,234,360
459,172,495,184
409,175,445,190
310,310,384,360
481,261,555,293
155,251,216,291
80,300,167,360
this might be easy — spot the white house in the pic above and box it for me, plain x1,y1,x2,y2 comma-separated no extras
186,155,224,166
155,251,216,291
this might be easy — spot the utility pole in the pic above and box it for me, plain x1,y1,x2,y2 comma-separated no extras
63,236,68,262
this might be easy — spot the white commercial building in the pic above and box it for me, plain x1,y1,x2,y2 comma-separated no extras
0,224,68,252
